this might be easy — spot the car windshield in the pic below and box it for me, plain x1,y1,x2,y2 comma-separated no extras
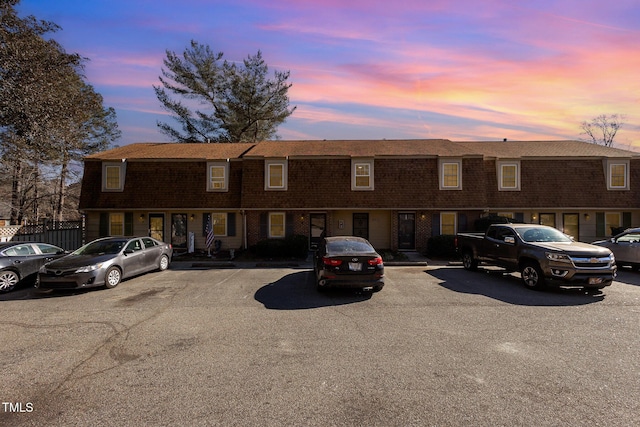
73,240,127,255
518,227,572,243
327,240,374,254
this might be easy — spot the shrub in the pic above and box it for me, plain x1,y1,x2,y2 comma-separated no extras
427,234,457,258
252,234,309,259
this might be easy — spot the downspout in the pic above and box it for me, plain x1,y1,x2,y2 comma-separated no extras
242,210,247,250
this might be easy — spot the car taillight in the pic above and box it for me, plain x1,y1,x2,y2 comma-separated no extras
368,257,383,265
323,257,342,266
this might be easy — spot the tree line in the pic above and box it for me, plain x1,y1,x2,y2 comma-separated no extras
0,0,119,224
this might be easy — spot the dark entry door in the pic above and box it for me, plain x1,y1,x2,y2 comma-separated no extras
353,213,369,240
398,213,416,250
171,213,187,250
309,213,326,250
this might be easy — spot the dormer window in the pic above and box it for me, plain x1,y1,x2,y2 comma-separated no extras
439,159,462,190
207,162,229,192
497,160,520,191
606,160,629,190
352,159,374,191
265,159,287,190
102,162,125,192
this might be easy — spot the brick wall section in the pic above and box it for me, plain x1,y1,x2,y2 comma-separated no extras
80,145,640,251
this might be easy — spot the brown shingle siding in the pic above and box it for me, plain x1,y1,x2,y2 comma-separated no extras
81,160,242,210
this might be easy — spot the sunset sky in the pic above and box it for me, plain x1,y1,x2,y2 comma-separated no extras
17,0,640,150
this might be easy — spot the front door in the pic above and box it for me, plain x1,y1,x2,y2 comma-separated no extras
171,213,187,250
149,214,165,242
353,213,369,240
398,213,416,250
309,213,326,250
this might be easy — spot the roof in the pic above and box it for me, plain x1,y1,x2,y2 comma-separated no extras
245,139,460,157
247,139,640,159
84,142,255,161
84,140,640,161
457,140,640,159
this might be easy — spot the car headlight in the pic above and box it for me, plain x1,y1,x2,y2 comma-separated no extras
545,252,571,262
75,263,103,273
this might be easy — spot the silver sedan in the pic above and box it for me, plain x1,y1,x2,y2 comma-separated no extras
0,242,67,292
593,228,640,270
37,236,172,290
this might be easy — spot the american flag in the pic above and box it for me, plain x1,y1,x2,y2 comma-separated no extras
205,215,215,249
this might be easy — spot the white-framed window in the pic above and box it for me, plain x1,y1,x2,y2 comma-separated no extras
497,160,520,191
606,160,629,190
440,212,457,235
211,212,227,236
439,159,462,190
265,160,287,190
269,212,286,238
605,212,621,235
352,159,374,191
207,162,229,191
110,213,124,236
102,162,125,191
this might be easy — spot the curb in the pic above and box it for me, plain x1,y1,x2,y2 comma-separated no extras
170,260,444,269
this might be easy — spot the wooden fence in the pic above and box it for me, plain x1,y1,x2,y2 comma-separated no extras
0,220,84,250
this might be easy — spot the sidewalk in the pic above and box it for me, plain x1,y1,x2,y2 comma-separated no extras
170,251,457,269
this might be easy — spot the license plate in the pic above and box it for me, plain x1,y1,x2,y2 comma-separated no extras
588,277,603,285
349,262,362,271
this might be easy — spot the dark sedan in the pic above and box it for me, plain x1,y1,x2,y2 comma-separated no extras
0,242,67,292
593,228,640,270
37,236,172,290
313,236,384,292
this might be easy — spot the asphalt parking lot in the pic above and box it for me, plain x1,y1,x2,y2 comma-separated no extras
1,264,639,426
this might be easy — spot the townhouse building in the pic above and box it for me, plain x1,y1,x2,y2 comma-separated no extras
78,139,640,253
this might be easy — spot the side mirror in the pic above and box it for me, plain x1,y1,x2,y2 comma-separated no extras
504,236,515,244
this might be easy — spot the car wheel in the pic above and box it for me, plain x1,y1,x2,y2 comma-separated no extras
521,262,546,290
0,270,19,293
104,267,122,289
158,255,170,271
372,284,384,292
462,251,478,271
316,278,328,292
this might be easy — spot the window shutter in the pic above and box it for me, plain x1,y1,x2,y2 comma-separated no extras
432,214,440,236
227,213,236,236
286,213,294,237
623,212,632,228
259,212,268,240
458,214,468,232
596,212,605,237
99,213,109,237
124,212,134,236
